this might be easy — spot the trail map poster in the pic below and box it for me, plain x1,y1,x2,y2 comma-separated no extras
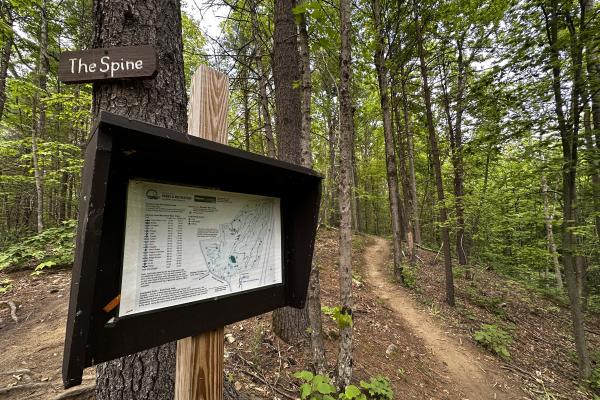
119,180,282,317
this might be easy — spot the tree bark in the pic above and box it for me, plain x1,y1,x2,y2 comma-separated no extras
584,0,600,240
91,1,208,399
250,0,276,158
414,0,455,306
399,74,421,244
32,0,50,234
296,5,326,374
542,0,591,378
271,0,310,344
337,0,354,386
541,175,563,289
372,0,404,282
0,3,13,122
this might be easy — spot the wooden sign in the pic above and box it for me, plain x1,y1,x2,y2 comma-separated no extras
58,45,158,83
62,112,322,389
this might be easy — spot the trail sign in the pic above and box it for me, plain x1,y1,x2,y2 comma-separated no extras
62,112,322,388
58,45,158,83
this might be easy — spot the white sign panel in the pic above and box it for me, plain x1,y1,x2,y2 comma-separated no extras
119,180,282,317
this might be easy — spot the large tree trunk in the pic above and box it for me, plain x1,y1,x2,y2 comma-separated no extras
414,0,454,306
543,0,591,379
372,0,404,282
271,0,310,344
91,1,202,399
0,3,13,122
337,0,354,386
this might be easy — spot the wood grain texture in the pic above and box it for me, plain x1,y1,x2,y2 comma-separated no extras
176,64,229,400
59,46,158,83
175,329,225,400
187,64,229,142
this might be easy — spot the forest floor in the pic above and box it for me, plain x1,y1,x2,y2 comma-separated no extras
0,229,598,399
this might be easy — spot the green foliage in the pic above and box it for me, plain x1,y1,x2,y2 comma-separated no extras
589,367,600,390
473,324,512,360
0,220,76,272
359,376,394,399
293,371,337,400
293,372,393,400
465,287,506,318
401,263,417,289
322,305,353,329
0,278,12,294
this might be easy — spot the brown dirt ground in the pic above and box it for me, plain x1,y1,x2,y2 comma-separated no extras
0,229,597,399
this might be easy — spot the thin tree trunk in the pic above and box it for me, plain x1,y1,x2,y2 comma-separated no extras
400,76,421,245
583,107,600,240
271,0,310,344
250,1,276,158
584,0,600,240
32,0,50,234
337,0,354,386
542,175,563,289
0,3,13,122
414,0,454,306
297,5,326,374
372,0,404,281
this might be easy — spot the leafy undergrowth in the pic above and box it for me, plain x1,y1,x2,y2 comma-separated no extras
0,220,76,273
402,247,600,399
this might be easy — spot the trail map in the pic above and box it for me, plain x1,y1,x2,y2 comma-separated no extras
119,180,282,317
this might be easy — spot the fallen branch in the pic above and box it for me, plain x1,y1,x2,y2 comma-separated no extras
53,384,96,399
0,368,31,375
0,300,18,323
0,382,50,395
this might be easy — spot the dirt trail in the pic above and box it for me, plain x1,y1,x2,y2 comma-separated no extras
363,236,523,400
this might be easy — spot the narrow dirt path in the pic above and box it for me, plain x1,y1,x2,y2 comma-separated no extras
363,236,524,400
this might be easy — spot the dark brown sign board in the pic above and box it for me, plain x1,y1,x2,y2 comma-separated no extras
63,112,322,388
58,45,158,83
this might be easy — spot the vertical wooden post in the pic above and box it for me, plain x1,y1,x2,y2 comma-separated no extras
175,64,229,400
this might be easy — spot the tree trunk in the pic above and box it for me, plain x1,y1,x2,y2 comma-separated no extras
584,0,600,240
91,1,200,399
337,0,354,386
250,0,276,158
400,75,421,245
541,175,563,289
452,39,468,267
0,3,13,122
414,0,454,306
271,0,310,344
297,5,326,374
372,0,404,282
543,0,591,379
32,0,50,234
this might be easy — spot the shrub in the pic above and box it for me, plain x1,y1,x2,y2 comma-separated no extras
359,376,394,399
293,372,394,400
0,220,76,273
473,324,512,360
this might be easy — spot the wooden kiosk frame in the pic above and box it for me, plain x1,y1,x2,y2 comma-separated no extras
62,112,322,388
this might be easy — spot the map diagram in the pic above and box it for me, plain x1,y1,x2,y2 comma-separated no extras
199,200,277,290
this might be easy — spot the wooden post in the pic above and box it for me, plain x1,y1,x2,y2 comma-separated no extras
175,65,229,400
